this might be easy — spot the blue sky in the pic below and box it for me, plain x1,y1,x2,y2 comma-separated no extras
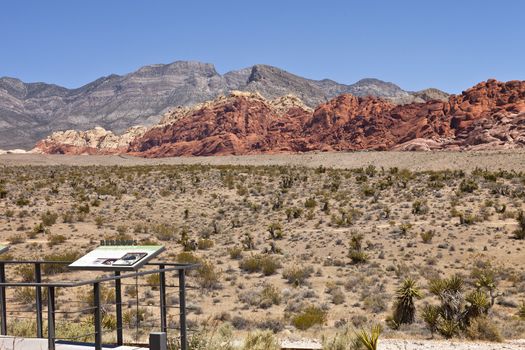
1,0,523,93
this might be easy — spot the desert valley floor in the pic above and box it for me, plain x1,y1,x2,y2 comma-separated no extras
0,151,524,349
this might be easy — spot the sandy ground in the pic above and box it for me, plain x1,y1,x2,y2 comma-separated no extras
378,338,525,350
2,150,525,171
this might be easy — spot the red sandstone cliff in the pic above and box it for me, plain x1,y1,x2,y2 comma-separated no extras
32,80,525,156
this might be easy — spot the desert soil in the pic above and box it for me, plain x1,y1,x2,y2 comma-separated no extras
3,150,525,171
0,151,524,349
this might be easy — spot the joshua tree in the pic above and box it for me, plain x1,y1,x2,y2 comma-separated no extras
513,210,525,239
392,278,422,325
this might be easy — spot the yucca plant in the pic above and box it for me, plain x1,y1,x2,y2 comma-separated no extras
438,319,460,339
513,210,525,239
421,304,440,338
355,324,381,350
429,275,464,322
465,290,490,321
392,278,422,324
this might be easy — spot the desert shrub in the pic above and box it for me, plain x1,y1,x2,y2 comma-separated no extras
291,305,327,330
42,251,80,275
465,316,503,342
242,330,280,350
8,234,25,245
282,265,313,286
41,210,58,226
267,223,283,239
363,294,388,313
518,302,525,320
16,264,35,282
412,200,429,215
47,234,67,247
239,283,281,309
285,207,303,221
256,318,285,333
459,178,478,193
326,283,345,305
421,304,440,338
147,274,160,290
13,286,48,304
197,238,214,250
348,233,368,264
175,252,201,264
349,251,369,264
227,246,243,260
304,197,317,208
240,255,280,276
196,260,221,290
420,231,435,244
153,223,177,241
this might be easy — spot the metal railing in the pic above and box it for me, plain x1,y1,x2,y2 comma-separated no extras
0,260,198,350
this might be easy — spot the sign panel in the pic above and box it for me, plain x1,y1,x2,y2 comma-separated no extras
0,245,8,254
68,245,165,271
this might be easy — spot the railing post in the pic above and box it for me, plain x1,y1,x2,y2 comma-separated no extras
178,269,187,350
0,263,6,336
47,286,55,350
35,263,43,338
94,282,102,350
159,264,167,333
114,271,123,346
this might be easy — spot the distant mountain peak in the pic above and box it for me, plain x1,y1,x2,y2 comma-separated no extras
0,60,449,149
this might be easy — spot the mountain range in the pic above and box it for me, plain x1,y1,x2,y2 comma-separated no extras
0,61,448,149
34,79,525,156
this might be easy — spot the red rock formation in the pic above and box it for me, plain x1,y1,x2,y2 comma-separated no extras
33,80,525,156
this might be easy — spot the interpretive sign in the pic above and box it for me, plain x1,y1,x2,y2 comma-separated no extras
68,245,165,271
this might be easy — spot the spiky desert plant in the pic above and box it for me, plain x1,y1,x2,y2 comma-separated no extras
513,210,525,239
421,304,440,338
464,290,490,322
438,319,460,339
355,324,381,350
429,275,464,321
392,278,422,325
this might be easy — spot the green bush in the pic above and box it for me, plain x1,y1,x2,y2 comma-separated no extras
41,210,58,226
240,255,281,276
47,234,67,247
197,238,214,250
227,246,243,259
292,305,327,330
282,265,313,286
196,260,221,290
42,251,80,275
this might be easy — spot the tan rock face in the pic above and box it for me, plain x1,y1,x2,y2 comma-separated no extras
33,80,525,156
33,126,147,155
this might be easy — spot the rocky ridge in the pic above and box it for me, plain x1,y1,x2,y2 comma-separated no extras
32,80,525,156
1,61,446,149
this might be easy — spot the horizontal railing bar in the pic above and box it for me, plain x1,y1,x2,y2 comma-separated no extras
0,264,199,288
0,260,198,268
